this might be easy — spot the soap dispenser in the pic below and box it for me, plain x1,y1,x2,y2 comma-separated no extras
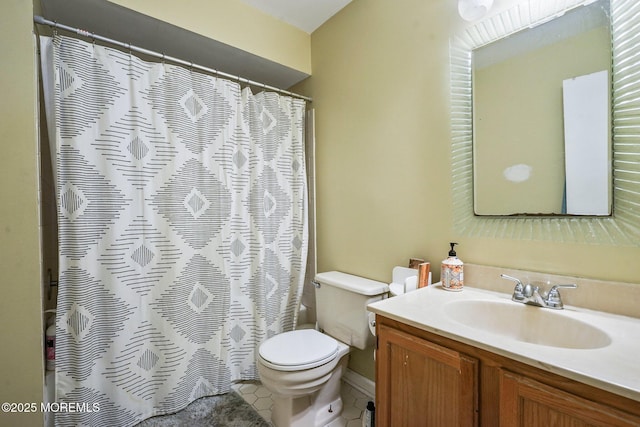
441,242,464,291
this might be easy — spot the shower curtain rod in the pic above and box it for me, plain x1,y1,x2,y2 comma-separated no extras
33,15,312,102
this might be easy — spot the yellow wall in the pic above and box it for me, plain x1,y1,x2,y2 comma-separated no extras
299,0,459,280
299,0,640,379
0,1,44,426
108,0,312,75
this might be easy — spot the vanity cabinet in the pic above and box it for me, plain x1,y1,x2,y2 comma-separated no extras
500,371,640,426
376,323,478,427
375,315,640,427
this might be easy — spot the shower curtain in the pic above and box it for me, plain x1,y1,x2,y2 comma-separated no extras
40,34,307,426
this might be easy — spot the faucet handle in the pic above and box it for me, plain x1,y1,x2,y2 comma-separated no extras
545,284,577,309
501,274,525,301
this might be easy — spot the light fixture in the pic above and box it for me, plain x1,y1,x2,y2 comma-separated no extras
458,0,494,21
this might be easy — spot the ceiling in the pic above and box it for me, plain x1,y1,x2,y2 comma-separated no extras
38,0,352,90
238,0,352,34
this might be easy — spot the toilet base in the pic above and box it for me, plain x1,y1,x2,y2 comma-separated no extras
270,354,348,427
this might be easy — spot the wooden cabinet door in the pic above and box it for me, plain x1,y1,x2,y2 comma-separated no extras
376,323,478,427
500,370,640,427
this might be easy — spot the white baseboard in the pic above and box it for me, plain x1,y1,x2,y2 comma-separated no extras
343,368,375,399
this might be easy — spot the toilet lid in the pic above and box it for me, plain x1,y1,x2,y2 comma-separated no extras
259,329,339,370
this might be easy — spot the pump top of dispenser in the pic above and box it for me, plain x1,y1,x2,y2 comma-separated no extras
448,242,458,257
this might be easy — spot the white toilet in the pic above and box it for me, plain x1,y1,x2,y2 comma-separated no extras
257,271,389,427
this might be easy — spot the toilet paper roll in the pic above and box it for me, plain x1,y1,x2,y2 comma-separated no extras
367,312,377,336
405,276,418,293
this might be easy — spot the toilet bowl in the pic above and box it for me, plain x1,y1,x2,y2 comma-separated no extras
257,271,389,427
258,329,350,427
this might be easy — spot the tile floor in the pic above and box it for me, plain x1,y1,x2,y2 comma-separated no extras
232,380,373,427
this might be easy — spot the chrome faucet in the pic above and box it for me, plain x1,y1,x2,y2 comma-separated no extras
500,274,577,309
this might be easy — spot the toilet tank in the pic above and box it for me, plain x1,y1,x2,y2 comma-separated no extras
314,271,389,350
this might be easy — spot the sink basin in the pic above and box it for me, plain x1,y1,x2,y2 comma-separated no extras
445,300,611,349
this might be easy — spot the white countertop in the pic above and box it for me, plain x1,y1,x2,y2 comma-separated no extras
367,284,640,402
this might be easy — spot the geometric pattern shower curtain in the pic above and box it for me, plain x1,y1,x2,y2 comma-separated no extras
40,34,307,427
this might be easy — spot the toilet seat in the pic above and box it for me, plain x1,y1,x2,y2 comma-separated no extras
259,329,339,371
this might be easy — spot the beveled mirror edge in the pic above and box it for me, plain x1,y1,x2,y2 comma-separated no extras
450,0,640,246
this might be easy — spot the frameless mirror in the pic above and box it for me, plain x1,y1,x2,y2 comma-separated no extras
473,0,611,216
449,0,640,246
